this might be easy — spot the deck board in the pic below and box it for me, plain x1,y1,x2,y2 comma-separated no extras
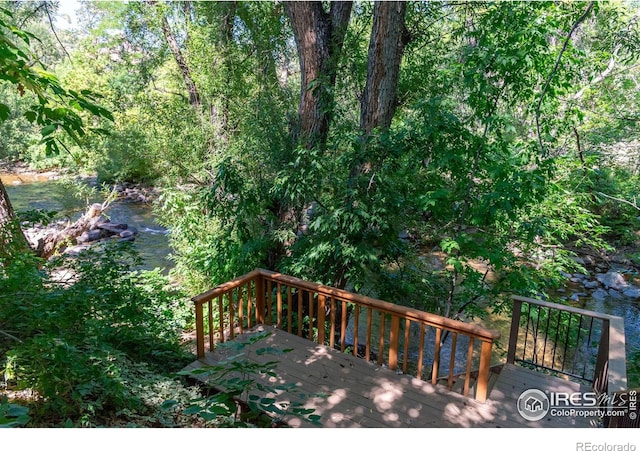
182,325,595,428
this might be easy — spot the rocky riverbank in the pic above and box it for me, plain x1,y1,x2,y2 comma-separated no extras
1,160,161,256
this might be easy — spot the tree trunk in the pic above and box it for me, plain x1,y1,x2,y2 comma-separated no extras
285,1,352,149
349,1,408,182
0,178,31,262
360,1,408,136
148,0,201,109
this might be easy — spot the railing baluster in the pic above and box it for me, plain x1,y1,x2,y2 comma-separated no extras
317,294,326,344
417,323,426,380
402,319,410,374
228,291,235,340
583,316,595,379
256,275,265,324
195,301,204,358
378,312,386,366
573,314,583,376
340,301,347,352
266,279,272,326
308,291,314,341
533,304,542,364
542,303,551,368
218,295,225,343
463,337,475,397
276,283,283,329
561,313,573,373
287,286,293,334
329,297,336,349
297,289,303,337
432,328,442,384
353,305,360,357
522,302,531,362
247,282,253,329
366,307,372,362
447,332,458,390
551,307,561,369
208,299,214,350
238,285,244,334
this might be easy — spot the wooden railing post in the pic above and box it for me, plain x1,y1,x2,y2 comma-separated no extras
594,318,610,396
256,273,265,324
507,296,523,364
389,315,400,371
475,340,493,402
194,299,205,359
317,295,326,344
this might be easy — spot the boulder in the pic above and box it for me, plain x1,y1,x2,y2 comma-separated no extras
622,287,640,299
582,280,601,290
595,271,629,291
591,288,609,301
608,289,624,300
98,222,128,234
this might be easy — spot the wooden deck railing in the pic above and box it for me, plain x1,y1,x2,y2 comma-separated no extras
507,295,629,426
192,268,501,402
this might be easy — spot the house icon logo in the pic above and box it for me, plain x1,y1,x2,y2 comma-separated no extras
517,389,550,421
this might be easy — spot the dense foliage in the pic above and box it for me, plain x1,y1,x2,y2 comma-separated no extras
1,0,640,426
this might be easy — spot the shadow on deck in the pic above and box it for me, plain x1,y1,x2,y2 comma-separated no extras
182,326,594,428
183,269,635,428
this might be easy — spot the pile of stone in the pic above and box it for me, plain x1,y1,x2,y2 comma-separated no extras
77,219,138,244
564,270,640,301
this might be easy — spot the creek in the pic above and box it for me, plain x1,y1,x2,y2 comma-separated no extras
3,172,638,386
1,173,173,273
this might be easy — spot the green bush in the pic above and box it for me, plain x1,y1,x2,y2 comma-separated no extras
0,241,195,425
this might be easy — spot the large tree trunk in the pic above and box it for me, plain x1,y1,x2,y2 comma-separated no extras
261,2,351,271
360,1,408,136
285,1,352,149
349,1,408,182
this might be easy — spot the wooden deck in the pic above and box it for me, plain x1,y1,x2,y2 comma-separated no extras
182,326,595,428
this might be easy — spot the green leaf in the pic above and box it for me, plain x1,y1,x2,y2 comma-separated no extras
0,103,9,121
40,123,58,137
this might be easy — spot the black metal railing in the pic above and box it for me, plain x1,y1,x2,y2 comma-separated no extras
507,295,630,427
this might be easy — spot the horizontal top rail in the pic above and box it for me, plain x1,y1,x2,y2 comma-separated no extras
511,295,622,321
257,269,500,341
192,269,261,305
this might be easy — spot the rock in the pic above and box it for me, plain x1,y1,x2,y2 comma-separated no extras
77,231,90,244
87,229,103,242
98,222,128,234
583,280,601,290
608,289,624,300
570,292,588,301
591,288,609,301
595,271,629,291
622,287,640,299
119,230,135,239
572,273,587,280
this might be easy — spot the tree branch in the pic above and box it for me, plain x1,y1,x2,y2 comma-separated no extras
536,1,594,156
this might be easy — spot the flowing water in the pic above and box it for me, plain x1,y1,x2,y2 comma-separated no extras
3,172,638,385
1,173,173,272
